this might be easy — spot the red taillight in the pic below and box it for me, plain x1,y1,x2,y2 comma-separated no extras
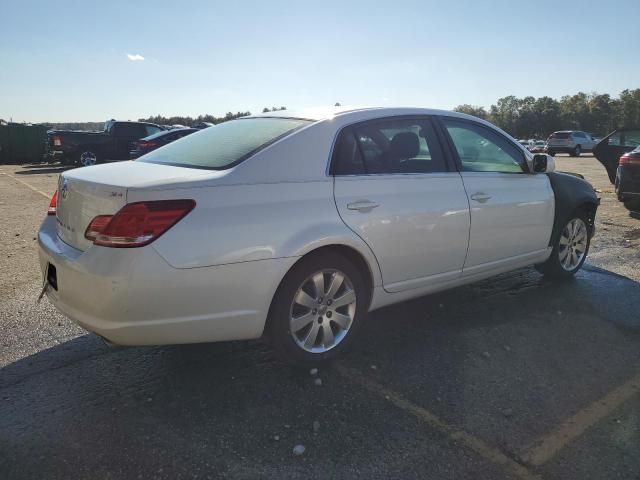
91,200,195,248
619,154,640,166
48,191,58,216
52,135,62,147
84,215,114,241
139,140,157,149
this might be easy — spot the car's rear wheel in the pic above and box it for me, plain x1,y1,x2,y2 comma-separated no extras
536,211,590,279
269,251,368,365
79,151,98,167
572,145,581,157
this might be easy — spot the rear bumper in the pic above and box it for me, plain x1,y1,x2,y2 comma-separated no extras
546,144,591,154
46,150,67,161
38,216,295,346
618,167,640,196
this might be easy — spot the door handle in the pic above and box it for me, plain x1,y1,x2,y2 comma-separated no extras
470,192,492,203
347,200,379,212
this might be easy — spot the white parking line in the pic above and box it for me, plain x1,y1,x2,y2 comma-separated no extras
0,172,52,199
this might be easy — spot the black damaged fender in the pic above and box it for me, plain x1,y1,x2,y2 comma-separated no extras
546,172,599,245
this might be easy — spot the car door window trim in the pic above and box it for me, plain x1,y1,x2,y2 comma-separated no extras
329,115,452,176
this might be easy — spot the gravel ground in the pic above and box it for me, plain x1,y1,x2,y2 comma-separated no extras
0,156,638,480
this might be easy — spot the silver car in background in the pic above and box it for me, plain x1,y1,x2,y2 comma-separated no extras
546,130,596,157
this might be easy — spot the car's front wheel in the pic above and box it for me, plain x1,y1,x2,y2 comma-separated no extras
536,211,590,279
269,251,368,365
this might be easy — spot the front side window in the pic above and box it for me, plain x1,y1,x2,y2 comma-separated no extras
332,117,446,175
139,118,311,169
442,119,525,173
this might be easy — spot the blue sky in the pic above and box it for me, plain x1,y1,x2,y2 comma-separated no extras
1,0,638,122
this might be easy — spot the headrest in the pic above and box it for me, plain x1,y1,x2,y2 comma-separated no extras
390,132,419,159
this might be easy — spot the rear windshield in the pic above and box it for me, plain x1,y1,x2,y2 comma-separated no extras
551,132,571,139
142,129,182,141
138,117,311,169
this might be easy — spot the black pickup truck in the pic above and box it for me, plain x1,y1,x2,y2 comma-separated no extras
46,120,164,166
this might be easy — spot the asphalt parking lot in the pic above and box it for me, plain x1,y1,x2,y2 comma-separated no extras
1,156,639,480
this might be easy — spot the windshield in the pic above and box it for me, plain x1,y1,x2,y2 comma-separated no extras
139,117,311,169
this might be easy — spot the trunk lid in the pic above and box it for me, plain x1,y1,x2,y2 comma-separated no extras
56,176,127,251
55,161,221,251
593,128,640,184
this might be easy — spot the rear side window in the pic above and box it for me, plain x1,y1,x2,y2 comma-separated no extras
139,118,311,169
332,117,446,175
115,123,146,137
551,132,571,139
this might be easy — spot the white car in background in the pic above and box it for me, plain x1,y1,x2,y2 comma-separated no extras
546,130,597,157
38,107,599,365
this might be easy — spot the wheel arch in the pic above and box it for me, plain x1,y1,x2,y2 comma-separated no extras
263,243,378,338
547,172,599,245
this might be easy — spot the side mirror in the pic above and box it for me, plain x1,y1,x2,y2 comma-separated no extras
532,154,554,173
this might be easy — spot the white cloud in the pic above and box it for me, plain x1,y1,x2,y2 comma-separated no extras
126,53,145,62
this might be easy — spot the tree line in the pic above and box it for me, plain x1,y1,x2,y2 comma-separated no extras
138,107,286,127
454,89,640,139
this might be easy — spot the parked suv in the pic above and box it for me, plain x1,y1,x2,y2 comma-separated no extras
546,130,596,157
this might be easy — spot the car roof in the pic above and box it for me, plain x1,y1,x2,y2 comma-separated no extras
247,106,484,122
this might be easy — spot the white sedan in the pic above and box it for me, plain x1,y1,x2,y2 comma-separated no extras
38,107,599,364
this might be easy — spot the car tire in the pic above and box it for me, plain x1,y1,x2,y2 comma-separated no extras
78,150,99,167
536,210,590,279
269,251,369,366
572,145,581,157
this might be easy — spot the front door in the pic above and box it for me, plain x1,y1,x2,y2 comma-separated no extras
439,117,554,274
593,128,640,184
332,116,470,293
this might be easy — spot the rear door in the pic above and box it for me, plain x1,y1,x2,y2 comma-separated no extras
438,117,554,274
333,116,470,293
593,129,640,183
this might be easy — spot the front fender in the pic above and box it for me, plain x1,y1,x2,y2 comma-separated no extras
546,172,599,243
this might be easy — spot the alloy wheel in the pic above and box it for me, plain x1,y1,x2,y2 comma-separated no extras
558,218,588,271
80,151,97,167
289,269,357,353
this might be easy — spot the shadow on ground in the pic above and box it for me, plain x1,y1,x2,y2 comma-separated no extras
1,266,639,479
13,164,73,175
